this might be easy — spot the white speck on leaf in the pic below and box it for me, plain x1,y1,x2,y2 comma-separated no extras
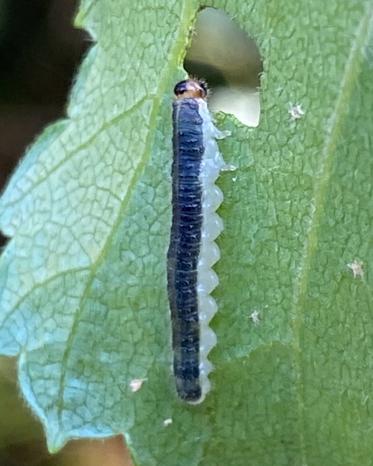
289,103,305,120
249,310,261,325
347,259,364,279
163,418,173,427
129,378,147,392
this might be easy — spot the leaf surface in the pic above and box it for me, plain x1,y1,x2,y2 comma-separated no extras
0,1,372,465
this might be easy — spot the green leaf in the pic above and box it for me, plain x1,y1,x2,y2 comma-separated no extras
0,1,372,465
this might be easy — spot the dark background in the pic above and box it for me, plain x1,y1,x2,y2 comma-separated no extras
0,0,87,192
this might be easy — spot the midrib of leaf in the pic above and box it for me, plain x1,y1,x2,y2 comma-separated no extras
54,1,197,445
291,6,373,465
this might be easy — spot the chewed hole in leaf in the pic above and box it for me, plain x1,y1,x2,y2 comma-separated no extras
184,7,263,127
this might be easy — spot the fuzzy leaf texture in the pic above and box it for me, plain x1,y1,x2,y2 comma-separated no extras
0,1,372,465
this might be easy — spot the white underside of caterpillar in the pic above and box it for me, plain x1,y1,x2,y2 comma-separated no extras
194,99,228,403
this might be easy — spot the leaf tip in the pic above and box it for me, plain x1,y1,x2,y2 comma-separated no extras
46,427,68,454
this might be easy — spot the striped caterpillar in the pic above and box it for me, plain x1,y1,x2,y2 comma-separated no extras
167,79,230,403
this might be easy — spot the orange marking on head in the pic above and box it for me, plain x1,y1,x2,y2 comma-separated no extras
174,79,208,99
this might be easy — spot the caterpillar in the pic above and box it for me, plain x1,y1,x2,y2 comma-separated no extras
167,78,229,403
